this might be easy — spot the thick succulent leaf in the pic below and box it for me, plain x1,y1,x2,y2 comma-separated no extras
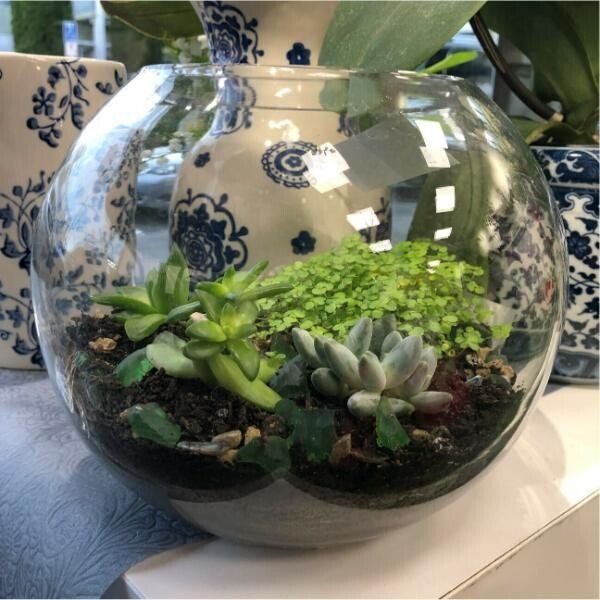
376,397,410,451
311,367,345,398
410,390,453,414
220,302,257,339
370,313,397,355
166,244,190,307
399,361,430,397
347,390,381,417
207,354,281,411
344,317,373,357
93,286,155,315
195,281,230,299
237,259,268,291
184,339,225,360
423,50,478,74
380,331,403,356
226,339,260,380
386,396,415,417
323,340,362,389
258,356,283,383
291,328,320,368
166,299,204,323
196,290,224,321
238,283,292,303
314,336,329,365
101,1,202,40
481,1,599,122
114,348,154,387
147,332,209,380
186,320,226,342
124,314,167,342
237,436,291,476
382,335,423,388
358,351,386,393
319,1,484,71
127,402,181,447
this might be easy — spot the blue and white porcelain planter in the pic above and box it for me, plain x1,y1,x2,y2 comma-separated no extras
168,1,388,277
532,146,599,383
0,53,126,369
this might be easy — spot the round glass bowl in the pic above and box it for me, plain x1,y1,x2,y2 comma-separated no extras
32,64,565,547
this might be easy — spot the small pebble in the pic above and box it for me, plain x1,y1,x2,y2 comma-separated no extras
244,426,261,445
218,449,238,464
177,441,225,456
212,429,242,449
190,312,207,323
329,433,352,465
88,337,117,352
410,428,431,443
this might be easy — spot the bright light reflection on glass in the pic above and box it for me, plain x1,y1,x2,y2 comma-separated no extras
369,240,393,253
346,207,380,231
435,186,455,213
434,227,453,240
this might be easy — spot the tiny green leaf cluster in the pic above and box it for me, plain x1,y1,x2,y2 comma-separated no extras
258,235,509,355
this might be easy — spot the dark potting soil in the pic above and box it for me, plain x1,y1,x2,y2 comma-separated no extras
65,315,524,507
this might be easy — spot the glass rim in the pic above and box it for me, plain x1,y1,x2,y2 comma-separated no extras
141,62,462,83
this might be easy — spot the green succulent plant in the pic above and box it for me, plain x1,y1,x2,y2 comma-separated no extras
292,315,452,418
106,255,291,411
93,244,192,341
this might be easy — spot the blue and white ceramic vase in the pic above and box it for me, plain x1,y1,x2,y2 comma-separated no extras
0,52,126,369
170,1,389,278
532,146,599,383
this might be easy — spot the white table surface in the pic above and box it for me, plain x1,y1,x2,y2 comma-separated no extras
115,384,600,599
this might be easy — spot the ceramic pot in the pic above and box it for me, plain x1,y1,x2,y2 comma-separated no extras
168,1,388,278
0,52,126,369
532,146,599,383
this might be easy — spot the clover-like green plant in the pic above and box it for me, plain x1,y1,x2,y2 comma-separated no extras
292,315,452,418
258,235,511,355
93,244,192,341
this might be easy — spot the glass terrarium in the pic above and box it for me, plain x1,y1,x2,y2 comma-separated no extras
32,64,565,548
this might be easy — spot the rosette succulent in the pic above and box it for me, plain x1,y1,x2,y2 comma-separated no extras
292,315,452,418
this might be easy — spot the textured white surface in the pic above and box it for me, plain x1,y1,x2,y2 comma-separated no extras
121,384,600,599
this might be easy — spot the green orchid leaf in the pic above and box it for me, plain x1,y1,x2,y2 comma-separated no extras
186,320,227,342
100,1,202,41
111,310,145,323
221,266,237,291
145,268,167,314
275,398,336,463
319,1,484,71
184,339,226,360
237,436,291,476
127,402,181,447
258,356,284,383
481,1,599,127
114,348,154,387
226,339,260,380
147,331,209,380
376,397,410,451
166,300,204,323
93,286,155,315
124,314,167,342
238,283,292,303
423,50,478,74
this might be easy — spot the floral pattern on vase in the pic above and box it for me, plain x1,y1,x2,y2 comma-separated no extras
532,146,599,382
171,190,249,282
260,140,317,189
199,1,264,64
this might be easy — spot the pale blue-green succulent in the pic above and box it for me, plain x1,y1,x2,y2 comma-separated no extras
292,315,452,418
